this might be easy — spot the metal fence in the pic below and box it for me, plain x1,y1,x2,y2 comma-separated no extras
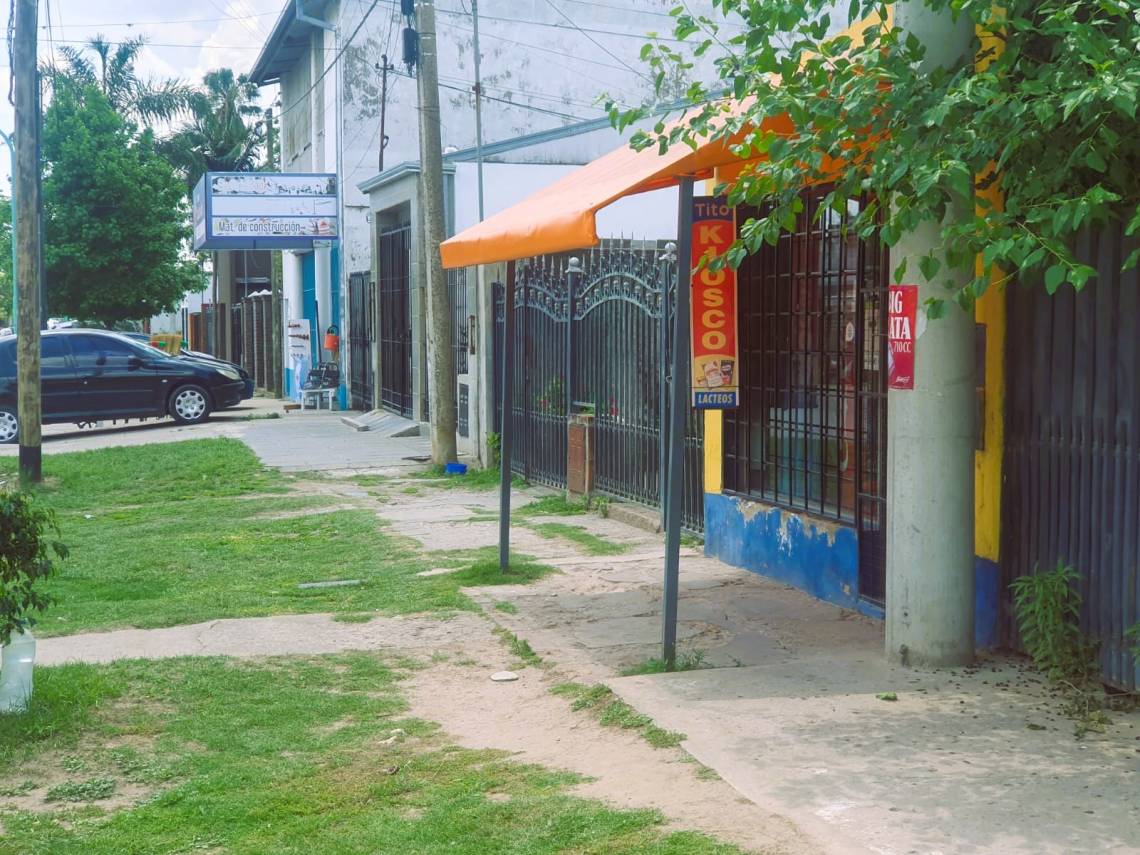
494,241,705,531
348,271,375,411
1003,221,1140,690
378,224,413,418
240,292,273,390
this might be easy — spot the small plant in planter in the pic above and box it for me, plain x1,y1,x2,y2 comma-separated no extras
0,491,67,713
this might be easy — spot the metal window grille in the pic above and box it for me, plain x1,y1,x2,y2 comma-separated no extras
724,189,887,528
448,267,470,375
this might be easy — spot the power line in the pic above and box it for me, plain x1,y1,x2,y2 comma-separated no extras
206,0,264,45
42,11,278,29
540,0,651,82
279,0,382,120
38,37,272,51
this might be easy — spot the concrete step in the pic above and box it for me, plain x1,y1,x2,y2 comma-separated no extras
340,410,423,438
606,500,662,535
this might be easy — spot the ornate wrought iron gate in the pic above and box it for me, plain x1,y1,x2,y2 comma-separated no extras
378,224,412,418
1004,223,1140,690
348,270,375,411
494,242,705,531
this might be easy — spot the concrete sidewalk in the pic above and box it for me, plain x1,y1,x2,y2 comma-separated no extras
243,410,431,472
451,510,1140,855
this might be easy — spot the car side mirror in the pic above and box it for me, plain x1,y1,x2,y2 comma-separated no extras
127,355,143,370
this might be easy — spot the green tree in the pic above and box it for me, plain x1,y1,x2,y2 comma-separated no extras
162,69,265,190
0,196,11,326
614,0,1140,312
43,85,204,327
56,35,194,125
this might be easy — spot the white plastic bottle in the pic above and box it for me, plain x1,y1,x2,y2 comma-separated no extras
0,630,36,713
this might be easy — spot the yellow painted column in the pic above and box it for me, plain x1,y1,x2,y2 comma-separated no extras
973,16,1006,563
704,410,723,494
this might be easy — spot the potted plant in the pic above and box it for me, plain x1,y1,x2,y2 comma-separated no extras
0,491,66,713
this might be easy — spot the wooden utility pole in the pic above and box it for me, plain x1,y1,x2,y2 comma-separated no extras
415,0,458,464
13,0,41,483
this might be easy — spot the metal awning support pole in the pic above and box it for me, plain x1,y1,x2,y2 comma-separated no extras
657,242,676,529
498,260,517,571
662,177,694,668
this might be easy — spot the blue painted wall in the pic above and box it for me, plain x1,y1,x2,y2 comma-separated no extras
705,492,1002,647
291,249,347,408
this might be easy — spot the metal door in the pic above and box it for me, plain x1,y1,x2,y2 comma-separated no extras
378,225,412,418
348,270,375,411
1003,223,1139,690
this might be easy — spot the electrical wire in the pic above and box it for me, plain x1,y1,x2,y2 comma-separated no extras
42,11,279,29
278,0,382,120
541,0,649,82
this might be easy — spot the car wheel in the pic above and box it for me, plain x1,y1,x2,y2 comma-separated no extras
0,407,16,444
168,384,211,425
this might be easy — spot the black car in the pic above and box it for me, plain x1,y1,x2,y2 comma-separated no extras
119,332,255,400
0,329,248,443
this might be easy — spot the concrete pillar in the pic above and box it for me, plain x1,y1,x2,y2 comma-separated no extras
885,2,977,667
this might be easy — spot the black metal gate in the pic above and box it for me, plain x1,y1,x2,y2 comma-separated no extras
1003,222,1140,690
348,270,375,411
494,242,705,531
378,225,412,418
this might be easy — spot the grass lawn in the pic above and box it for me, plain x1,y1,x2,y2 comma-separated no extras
0,440,550,637
0,656,740,854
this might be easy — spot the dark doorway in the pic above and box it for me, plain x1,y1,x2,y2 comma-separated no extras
348,270,375,411
378,224,412,418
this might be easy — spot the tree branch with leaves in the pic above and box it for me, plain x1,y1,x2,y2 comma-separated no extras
611,0,1140,314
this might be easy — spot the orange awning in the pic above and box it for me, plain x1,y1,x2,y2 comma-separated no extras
439,104,783,269
439,12,888,270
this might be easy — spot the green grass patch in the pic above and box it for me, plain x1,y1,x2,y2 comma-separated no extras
0,440,553,636
527,522,629,556
449,556,556,587
551,683,686,749
412,464,525,491
493,601,518,615
620,650,708,676
492,627,542,667
332,613,376,624
514,494,588,518
0,656,738,854
45,776,117,803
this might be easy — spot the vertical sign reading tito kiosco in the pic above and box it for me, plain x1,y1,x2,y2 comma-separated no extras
689,197,739,409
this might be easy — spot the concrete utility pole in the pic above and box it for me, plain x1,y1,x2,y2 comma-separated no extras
415,0,459,464
470,0,485,221
13,0,41,483
885,2,977,667
377,55,394,173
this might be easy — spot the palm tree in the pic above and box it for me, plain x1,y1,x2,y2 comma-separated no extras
55,35,194,125
162,69,265,190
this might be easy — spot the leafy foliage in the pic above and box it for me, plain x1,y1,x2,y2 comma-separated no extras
54,35,195,125
161,69,265,191
0,196,10,325
1009,561,1094,683
612,0,1140,313
0,492,67,645
42,85,205,327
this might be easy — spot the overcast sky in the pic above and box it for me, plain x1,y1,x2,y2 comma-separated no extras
0,0,285,187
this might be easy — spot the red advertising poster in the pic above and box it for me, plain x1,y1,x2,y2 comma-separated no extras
689,197,739,408
888,284,918,390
